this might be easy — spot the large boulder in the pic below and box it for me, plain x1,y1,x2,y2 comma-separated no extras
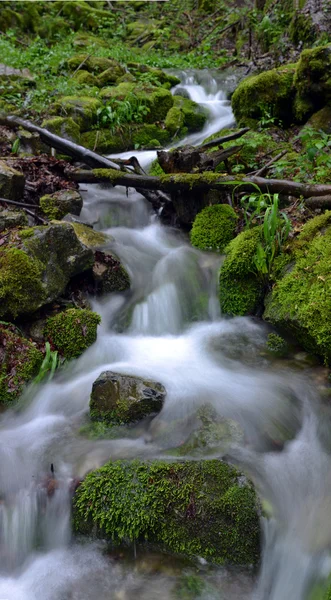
0,222,96,319
40,190,83,220
0,160,25,201
293,43,331,122
90,371,166,424
0,324,43,405
73,458,260,566
44,308,101,360
231,64,296,128
264,212,331,364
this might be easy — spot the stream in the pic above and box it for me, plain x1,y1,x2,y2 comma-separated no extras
1,70,331,600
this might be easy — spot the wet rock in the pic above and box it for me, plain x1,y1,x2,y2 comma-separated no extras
0,324,43,405
90,371,166,424
73,458,260,566
92,250,130,294
0,160,25,201
44,308,101,359
40,190,83,220
0,222,96,319
0,209,27,232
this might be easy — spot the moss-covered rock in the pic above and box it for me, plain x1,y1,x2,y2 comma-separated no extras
289,12,316,47
293,44,331,123
72,70,97,87
165,106,185,136
231,64,296,127
306,106,331,134
37,15,71,40
219,228,264,316
61,1,114,31
80,129,131,153
44,308,100,360
42,116,81,143
100,82,174,124
131,123,170,147
0,160,25,201
67,55,122,76
0,223,95,319
92,250,130,294
0,324,43,405
96,65,126,87
127,62,180,87
90,371,166,424
40,190,83,220
73,458,260,565
50,96,102,130
173,96,207,132
190,204,237,253
263,211,331,364
0,209,27,232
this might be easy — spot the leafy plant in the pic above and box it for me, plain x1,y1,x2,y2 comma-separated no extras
253,193,291,278
96,93,150,132
33,341,59,384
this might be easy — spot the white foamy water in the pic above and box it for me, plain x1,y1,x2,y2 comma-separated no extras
0,70,330,600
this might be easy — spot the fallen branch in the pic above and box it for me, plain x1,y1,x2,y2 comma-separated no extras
250,149,288,177
0,197,38,208
199,127,249,149
0,116,120,171
305,195,331,209
0,197,47,224
67,168,331,199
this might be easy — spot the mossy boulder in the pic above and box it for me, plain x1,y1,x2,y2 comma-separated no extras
131,123,170,148
61,2,114,31
73,458,260,565
0,160,25,201
190,204,237,253
67,55,122,76
306,106,331,134
40,190,83,220
263,212,331,364
96,65,126,87
219,227,264,316
173,96,207,132
293,44,331,122
37,15,71,40
0,324,43,405
90,371,166,424
42,117,81,143
165,106,185,136
100,83,174,124
231,64,296,127
72,70,97,87
0,223,96,319
50,96,102,130
0,209,27,232
127,62,180,87
44,308,100,360
80,129,131,153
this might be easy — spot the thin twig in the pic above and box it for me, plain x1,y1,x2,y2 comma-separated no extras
250,150,288,177
0,197,38,208
69,53,93,80
199,127,250,149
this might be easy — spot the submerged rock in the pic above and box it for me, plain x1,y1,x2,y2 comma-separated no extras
90,371,166,424
44,308,101,359
264,211,331,364
40,190,83,220
0,160,25,201
0,324,43,405
73,458,260,566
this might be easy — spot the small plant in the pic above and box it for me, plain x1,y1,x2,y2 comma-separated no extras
33,341,59,384
253,193,291,278
96,93,150,132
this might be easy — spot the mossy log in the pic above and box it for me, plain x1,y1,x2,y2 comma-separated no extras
68,168,331,200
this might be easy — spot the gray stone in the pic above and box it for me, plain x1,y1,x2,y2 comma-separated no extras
40,190,83,220
0,160,25,201
0,209,27,232
90,371,166,424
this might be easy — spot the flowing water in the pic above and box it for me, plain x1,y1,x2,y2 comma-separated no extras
1,71,331,600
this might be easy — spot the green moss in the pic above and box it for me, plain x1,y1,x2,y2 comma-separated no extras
173,96,207,132
42,117,81,143
37,16,71,40
80,129,131,153
61,2,114,31
72,70,97,87
306,106,331,134
264,212,331,363
0,247,45,319
96,64,126,87
293,44,331,122
73,458,260,565
165,106,185,135
50,96,102,130
190,204,237,252
149,158,165,176
67,55,120,75
0,325,43,405
231,64,296,127
132,123,170,147
219,228,264,316
266,333,289,357
71,222,108,248
44,308,101,360
40,191,82,221
289,13,316,47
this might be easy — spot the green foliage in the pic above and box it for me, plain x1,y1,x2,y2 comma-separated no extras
44,308,101,360
252,194,291,279
273,127,331,184
73,458,260,565
190,204,237,253
219,227,264,316
33,341,59,384
96,93,150,132
0,324,43,405
264,211,331,363
266,332,289,357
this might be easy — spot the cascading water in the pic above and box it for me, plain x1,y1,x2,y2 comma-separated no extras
0,70,330,600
